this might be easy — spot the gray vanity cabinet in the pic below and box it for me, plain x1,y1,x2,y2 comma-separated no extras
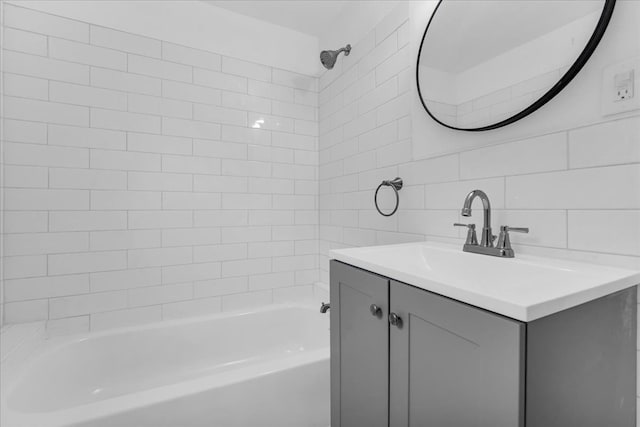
388,280,524,427
330,260,637,427
330,261,524,427
330,260,389,427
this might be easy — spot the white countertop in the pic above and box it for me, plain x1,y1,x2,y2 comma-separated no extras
330,242,640,321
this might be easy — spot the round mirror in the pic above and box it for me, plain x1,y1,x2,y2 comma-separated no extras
416,0,615,131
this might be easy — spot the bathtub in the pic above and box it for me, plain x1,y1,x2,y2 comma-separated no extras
1,304,330,427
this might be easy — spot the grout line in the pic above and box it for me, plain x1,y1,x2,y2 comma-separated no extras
3,5,321,83
3,53,314,107
566,130,570,170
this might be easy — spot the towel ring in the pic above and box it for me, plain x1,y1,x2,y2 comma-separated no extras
374,177,403,217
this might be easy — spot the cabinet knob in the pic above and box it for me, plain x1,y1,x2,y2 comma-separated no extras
370,304,382,318
388,312,403,328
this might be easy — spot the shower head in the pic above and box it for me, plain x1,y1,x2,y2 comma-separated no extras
320,44,351,70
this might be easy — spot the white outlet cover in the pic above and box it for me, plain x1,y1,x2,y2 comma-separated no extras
601,56,640,116
614,69,634,101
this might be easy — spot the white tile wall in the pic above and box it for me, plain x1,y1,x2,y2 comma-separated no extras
318,3,640,277
318,3,640,412
1,4,319,331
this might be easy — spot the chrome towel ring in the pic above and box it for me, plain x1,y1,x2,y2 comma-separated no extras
374,177,403,217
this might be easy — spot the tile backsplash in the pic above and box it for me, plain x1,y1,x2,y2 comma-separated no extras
1,3,320,332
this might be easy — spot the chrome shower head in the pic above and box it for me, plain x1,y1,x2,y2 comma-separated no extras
320,44,351,70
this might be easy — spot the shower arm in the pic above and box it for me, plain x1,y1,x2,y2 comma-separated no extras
337,45,351,56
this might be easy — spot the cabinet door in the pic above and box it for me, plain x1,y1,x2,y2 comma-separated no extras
330,261,389,427
389,280,525,427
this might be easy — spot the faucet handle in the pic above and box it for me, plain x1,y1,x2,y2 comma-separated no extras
453,223,478,246
502,226,529,233
496,226,529,250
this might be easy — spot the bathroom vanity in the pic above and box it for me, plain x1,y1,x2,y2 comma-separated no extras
329,242,639,427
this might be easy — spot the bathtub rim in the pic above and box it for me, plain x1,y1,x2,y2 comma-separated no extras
1,302,329,427
1,302,323,386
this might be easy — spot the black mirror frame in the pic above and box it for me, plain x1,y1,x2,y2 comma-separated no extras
416,0,616,132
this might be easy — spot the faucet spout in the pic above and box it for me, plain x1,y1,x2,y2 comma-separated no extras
461,190,493,247
455,189,528,258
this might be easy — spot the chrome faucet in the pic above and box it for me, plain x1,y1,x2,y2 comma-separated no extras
454,190,529,258
461,189,493,247
320,302,330,313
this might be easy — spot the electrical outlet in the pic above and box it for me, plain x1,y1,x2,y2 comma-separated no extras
614,70,634,101
602,56,640,116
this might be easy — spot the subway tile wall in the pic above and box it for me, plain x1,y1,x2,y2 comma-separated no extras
317,6,640,280
1,4,321,332
317,5,639,415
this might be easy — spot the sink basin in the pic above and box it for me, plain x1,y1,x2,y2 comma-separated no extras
330,242,640,321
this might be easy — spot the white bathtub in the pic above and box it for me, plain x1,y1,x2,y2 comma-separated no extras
1,304,330,427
